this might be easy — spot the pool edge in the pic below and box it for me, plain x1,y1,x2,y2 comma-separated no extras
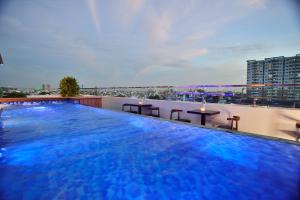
98,107,300,146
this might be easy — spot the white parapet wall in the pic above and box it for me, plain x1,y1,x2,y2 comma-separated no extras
102,96,300,141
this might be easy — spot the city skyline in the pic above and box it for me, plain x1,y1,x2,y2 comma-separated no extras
0,0,300,88
247,54,300,100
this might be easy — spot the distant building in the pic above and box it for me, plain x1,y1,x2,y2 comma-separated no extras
46,84,51,91
247,54,300,101
247,60,264,97
42,84,46,91
41,83,51,91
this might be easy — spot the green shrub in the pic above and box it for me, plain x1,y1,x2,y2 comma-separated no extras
59,76,80,97
148,94,160,100
38,91,50,95
5,91,27,98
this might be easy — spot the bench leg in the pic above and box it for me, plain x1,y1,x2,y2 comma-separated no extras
201,115,206,126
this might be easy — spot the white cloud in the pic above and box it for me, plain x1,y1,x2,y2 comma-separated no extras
180,48,208,60
2,0,288,87
85,0,101,32
149,14,173,42
244,0,267,8
135,45,208,77
185,30,215,43
117,0,144,26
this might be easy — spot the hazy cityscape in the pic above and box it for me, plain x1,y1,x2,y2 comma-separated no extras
1,54,300,108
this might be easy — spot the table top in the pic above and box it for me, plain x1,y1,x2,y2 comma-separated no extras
123,103,152,107
187,109,220,115
144,106,159,110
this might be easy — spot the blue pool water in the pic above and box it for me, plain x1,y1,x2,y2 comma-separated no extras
0,103,299,200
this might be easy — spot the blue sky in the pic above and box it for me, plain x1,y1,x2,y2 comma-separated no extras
0,0,299,88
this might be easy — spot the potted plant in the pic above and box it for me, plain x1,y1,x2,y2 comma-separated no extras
59,76,80,97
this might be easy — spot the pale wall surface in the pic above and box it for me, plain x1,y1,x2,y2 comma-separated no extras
102,96,300,141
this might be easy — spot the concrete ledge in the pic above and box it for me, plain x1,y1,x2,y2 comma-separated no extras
0,96,102,108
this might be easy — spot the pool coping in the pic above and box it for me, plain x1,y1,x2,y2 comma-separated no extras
0,97,103,109
100,107,300,146
0,97,101,103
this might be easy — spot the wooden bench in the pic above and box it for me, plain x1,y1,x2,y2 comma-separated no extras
122,104,138,114
122,103,152,114
144,107,160,117
219,116,240,131
170,109,191,123
296,123,300,142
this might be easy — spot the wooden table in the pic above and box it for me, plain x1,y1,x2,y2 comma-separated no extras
144,106,160,117
187,109,220,125
122,103,152,114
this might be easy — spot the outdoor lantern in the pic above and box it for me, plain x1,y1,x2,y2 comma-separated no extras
0,53,3,65
200,96,206,111
200,106,206,112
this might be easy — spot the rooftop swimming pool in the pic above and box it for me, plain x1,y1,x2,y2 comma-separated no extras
0,103,299,199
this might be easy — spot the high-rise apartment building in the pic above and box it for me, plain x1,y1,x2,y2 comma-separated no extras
41,83,51,91
46,84,51,91
247,60,264,97
247,54,300,101
42,84,46,91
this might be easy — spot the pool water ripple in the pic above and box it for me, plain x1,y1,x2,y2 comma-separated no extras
0,103,299,200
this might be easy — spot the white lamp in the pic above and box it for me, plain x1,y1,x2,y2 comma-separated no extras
200,96,206,111
138,99,144,105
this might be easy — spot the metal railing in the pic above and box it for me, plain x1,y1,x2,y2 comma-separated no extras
79,84,300,108
1,84,300,108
